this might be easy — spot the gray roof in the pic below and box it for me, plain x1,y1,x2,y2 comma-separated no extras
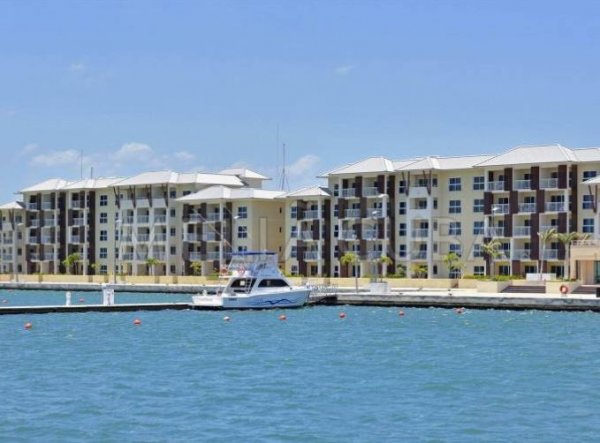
321,156,396,177
218,168,271,180
0,201,25,210
475,144,578,167
176,185,284,203
20,178,71,193
113,171,245,187
281,186,332,199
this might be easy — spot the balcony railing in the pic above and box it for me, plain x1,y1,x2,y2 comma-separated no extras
543,249,559,260
300,231,315,240
73,218,85,226
123,216,134,224
41,236,53,243
411,229,428,238
121,253,134,260
137,216,149,224
188,214,203,222
71,201,83,209
545,202,565,212
485,227,504,237
540,178,558,189
340,230,357,240
43,218,55,226
3,239,12,245
121,236,133,243
185,233,200,242
154,215,167,224
518,203,536,213
492,204,509,214
304,251,320,261
514,180,531,190
152,252,166,260
2,254,12,261
42,252,54,261
206,251,221,260
202,232,217,241
70,235,81,243
363,187,379,197
27,203,39,210
487,181,505,191
367,251,382,260
136,234,150,242
136,198,150,207
41,202,53,210
363,229,378,240
411,251,427,260
189,252,203,261
513,226,531,236
154,233,167,242
340,188,356,198
136,253,148,261
370,209,385,218
344,208,361,218
573,239,600,247
30,219,40,227
302,210,319,219
206,213,221,222
512,249,531,260
28,236,39,243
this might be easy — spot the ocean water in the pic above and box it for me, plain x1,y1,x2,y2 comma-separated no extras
0,292,599,442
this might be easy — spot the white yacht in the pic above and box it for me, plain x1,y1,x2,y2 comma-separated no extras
192,252,311,309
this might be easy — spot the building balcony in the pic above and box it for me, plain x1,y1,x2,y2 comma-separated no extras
514,180,531,190
411,251,428,260
136,234,150,242
513,226,531,237
184,233,200,242
202,232,218,242
135,198,150,207
518,203,536,213
340,230,357,240
30,219,40,228
539,225,556,233
300,231,316,241
43,218,56,226
302,210,319,219
122,216,134,225
540,178,558,189
154,215,167,224
491,204,509,214
41,236,53,243
3,238,12,245
27,236,39,244
2,254,12,261
70,200,83,209
340,188,356,198
41,202,53,210
154,233,167,242
27,203,39,210
72,218,85,226
344,209,361,219
137,216,149,224
545,202,565,212
367,251,382,260
370,209,385,218
189,252,203,261
188,214,203,223
151,252,166,260
303,251,320,261
363,187,380,197
411,228,428,238
121,252,134,260
70,235,81,243
31,252,54,261
206,251,221,260
408,186,429,198
121,236,133,243
487,181,505,191
543,249,559,260
205,213,222,222
485,227,504,237
363,229,379,240
512,249,531,260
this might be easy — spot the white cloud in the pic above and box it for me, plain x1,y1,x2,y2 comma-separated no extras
112,142,153,161
288,154,320,178
69,62,86,73
174,150,196,162
335,65,355,76
31,149,81,167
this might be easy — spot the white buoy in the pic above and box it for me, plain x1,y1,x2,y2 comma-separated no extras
65,291,72,306
102,284,115,306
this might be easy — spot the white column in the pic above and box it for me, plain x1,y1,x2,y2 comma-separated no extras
219,201,224,270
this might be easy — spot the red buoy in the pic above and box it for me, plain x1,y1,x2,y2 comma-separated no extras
455,307,465,314
133,319,142,325
339,312,346,319
399,310,405,316
24,322,32,330
279,314,287,321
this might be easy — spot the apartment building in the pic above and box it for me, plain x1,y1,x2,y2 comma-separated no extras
0,202,26,275
283,144,600,279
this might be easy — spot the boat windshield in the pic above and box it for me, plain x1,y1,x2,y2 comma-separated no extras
257,279,290,288
229,278,257,293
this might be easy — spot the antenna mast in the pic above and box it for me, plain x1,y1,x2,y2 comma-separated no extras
279,143,290,191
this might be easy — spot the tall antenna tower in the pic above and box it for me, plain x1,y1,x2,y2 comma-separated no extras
279,143,290,192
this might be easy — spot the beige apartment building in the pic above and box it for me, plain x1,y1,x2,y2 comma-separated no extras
2,144,600,281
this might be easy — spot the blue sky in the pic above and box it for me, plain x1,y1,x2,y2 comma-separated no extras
2,0,600,201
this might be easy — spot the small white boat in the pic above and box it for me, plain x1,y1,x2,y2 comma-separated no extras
192,252,311,309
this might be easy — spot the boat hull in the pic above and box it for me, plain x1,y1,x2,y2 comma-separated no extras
192,288,311,309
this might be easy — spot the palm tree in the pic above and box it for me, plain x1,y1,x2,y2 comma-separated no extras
554,231,589,280
538,228,557,280
410,263,428,279
190,260,202,276
145,257,161,276
377,255,393,280
62,252,81,275
442,252,463,278
340,251,360,294
481,239,501,279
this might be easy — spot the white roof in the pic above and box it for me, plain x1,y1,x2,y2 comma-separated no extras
62,177,125,190
218,168,271,180
321,156,396,177
573,148,600,162
475,144,578,167
397,154,494,171
176,185,285,203
20,178,71,193
113,171,245,187
281,186,332,199
0,201,24,210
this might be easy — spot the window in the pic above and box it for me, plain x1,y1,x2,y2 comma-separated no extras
170,246,176,255
399,201,406,215
449,177,461,191
100,264,108,274
583,195,594,210
237,226,248,239
170,265,176,274
334,225,339,238
291,226,297,238
237,206,248,219
398,180,406,194
99,212,108,223
291,265,298,275
583,218,594,233
333,204,339,218
474,265,485,276
583,171,597,180
449,222,461,236
182,190,191,196
169,190,177,198
290,206,297,219
473,176,485,191
473,221,484,235
398,223,406,236
170,227,176,237
100,230,108,241
473,199,484,213
99,195,108,206
399,244,406,257
291,246,297,258
99,247,108,259
449,244,462,257
473,244,483,258
237,245,248,252
170,209,176,217
449,200,461,214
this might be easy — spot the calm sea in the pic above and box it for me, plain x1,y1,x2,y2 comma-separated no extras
0,291,599,442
